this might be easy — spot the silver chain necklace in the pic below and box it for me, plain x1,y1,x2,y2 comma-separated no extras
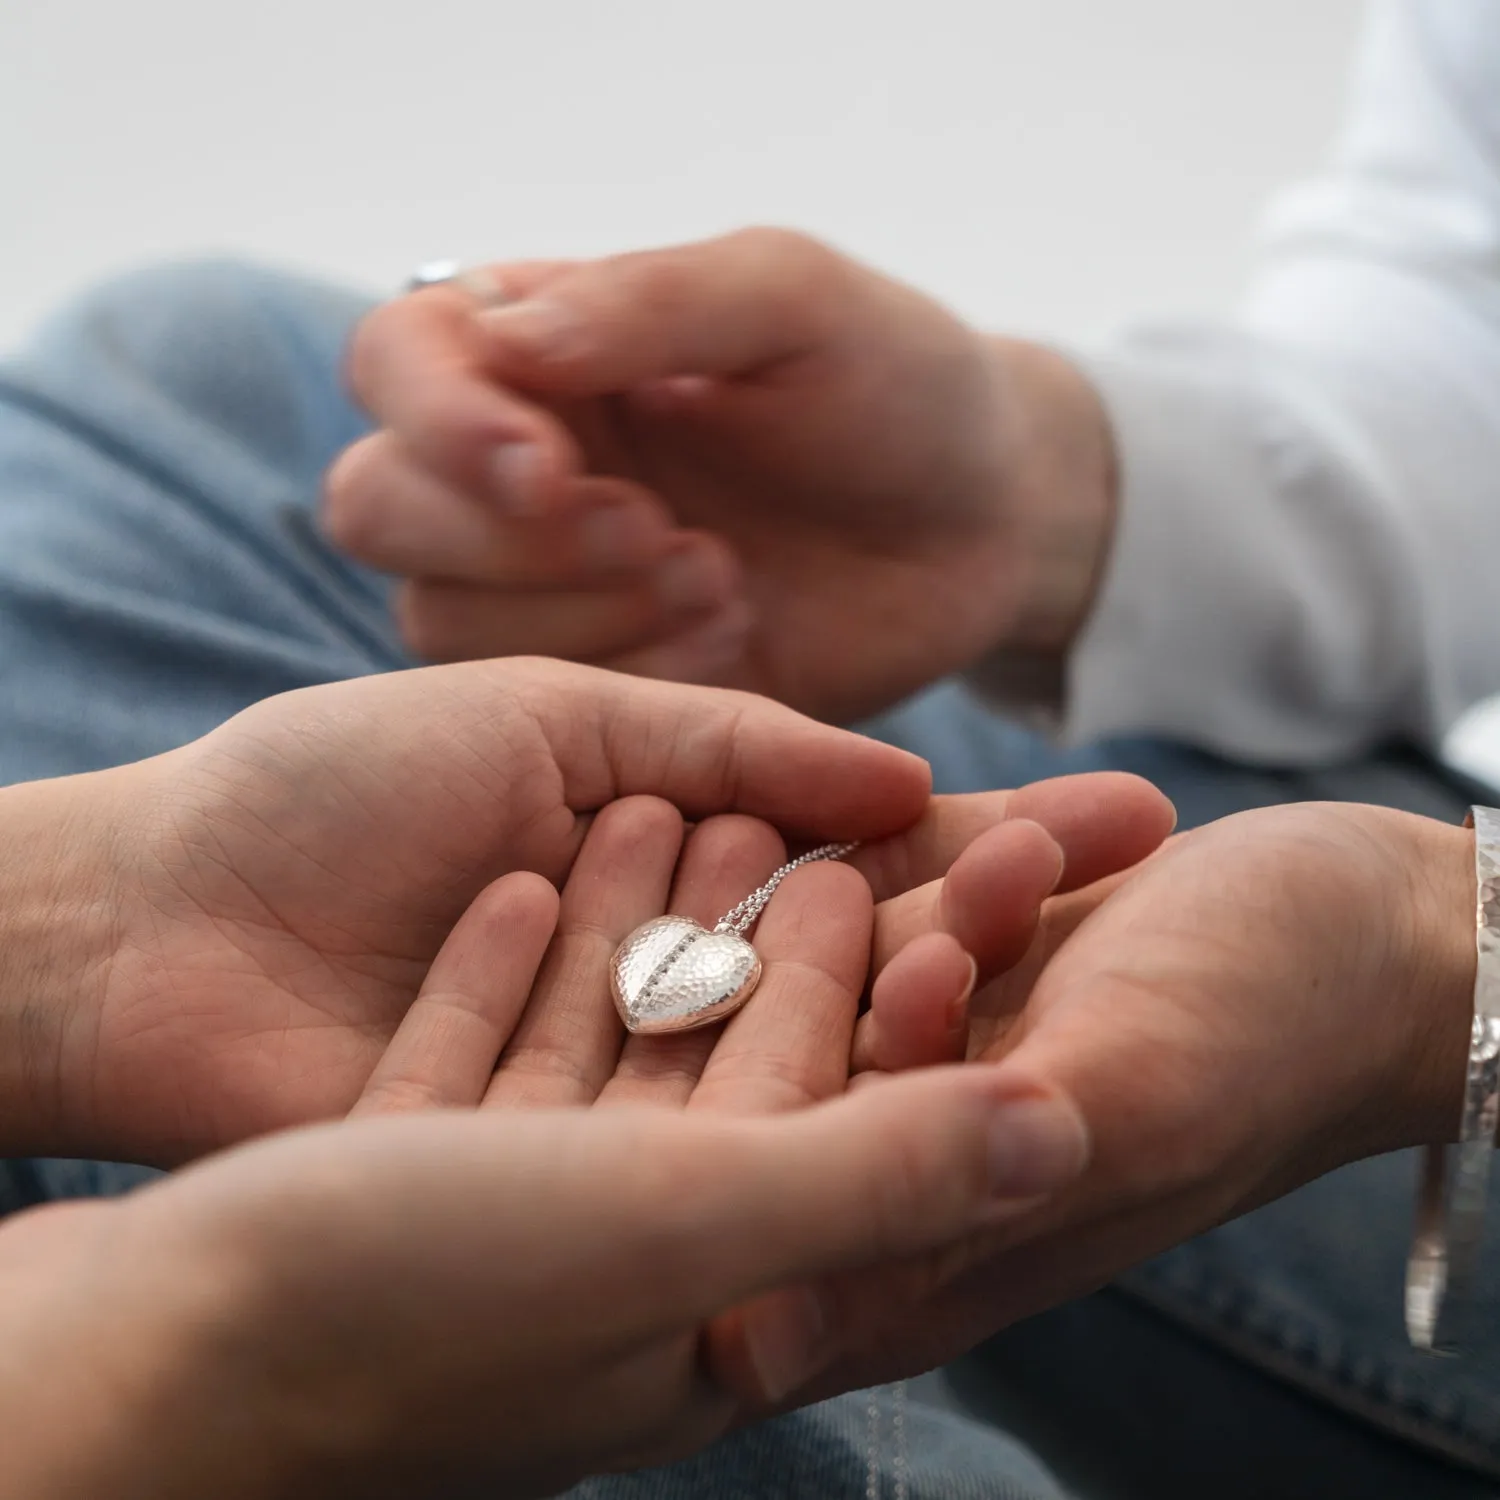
866,1380,910,1500
609,842,859,1033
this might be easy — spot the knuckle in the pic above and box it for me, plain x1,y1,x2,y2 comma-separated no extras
733,225,825,263
864,1127,939,1260
493,1046,597,1104
693,1055,821,1116
360,1076,448,1116
615,253,696,321
738,225,832,285
730,226,839,330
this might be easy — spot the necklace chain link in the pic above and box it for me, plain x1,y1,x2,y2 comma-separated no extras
713,841,860,936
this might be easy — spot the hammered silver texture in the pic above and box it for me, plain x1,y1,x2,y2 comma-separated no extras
610,916,763,1034
1406,805,1500,1350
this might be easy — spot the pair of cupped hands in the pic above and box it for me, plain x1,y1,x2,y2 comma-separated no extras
5,682,1471,1500
0,232,1477,1498
7,658,1179,1499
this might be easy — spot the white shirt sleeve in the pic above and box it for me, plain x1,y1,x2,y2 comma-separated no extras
1055,0,1500,764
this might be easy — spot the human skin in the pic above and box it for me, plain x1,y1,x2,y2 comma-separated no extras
324,229,1114,721
0,653,1172,1167
0,787,1142,1497
713,802,1479,1404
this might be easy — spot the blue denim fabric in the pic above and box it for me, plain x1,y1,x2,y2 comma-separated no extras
570,1382,1062,1500
0,259,1495,1495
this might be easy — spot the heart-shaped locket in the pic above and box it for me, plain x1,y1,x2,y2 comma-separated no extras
609,916,763,1034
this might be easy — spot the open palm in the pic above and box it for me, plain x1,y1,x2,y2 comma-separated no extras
63,654,1170,1167
739,802,1474,1400
67,658,926,1165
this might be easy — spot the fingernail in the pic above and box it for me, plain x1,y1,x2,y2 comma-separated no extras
490,443,541,516
580,506,648,569
743,1286,827,1404
987,1093,1089,1201
947,955,979,1036
656,550,726,614
477,298,583,360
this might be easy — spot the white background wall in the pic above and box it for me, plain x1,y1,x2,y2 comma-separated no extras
22,2,1500,775
3,0,1362,346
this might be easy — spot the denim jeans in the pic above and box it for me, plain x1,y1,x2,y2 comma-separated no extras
1,259,1497,1498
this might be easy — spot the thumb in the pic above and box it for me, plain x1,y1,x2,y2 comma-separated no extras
531,660,932,839
652,1068,1089,1390
473,228,844,394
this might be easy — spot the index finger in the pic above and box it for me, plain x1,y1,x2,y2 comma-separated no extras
853,774,1175,901
344,266,584,512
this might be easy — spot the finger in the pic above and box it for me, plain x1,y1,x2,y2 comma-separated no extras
484,797,684,1109
283,1062,1084,1410
689,861,873,1115
425,658,934,850
796,1168,1233,1407
598,816,787,1108
471,227,843,395
852,774,1176,903
324,436,675,582
345,280,585,516
940,817,1070,976
1009,774,1177,890
351,873,560,1117
397,531,741,663
961,864,1148,1063
869,819,1065,983
643,1066,1089,1403
851,932,976,1075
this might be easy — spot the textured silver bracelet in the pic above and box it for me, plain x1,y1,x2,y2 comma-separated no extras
1406,805,1500,1352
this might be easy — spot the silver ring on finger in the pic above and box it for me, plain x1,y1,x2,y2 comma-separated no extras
403,260,513,308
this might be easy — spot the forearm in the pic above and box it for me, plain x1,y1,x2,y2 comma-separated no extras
0,769,132,1156
0,1195,292,1500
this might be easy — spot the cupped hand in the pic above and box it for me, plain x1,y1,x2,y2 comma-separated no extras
43,657,920,1165
325,230,1113,721
355,771,1175,1122
34,647,1171,1166
0,1066,1033,1500
0,769,1174,1496
0,789,1137,1500
716,802,1479,1401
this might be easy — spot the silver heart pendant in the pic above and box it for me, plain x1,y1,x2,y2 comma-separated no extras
609,916,763,1034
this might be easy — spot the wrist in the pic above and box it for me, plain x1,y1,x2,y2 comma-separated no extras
0,768,140,1156
1397,816,1480,1150
983,336,1118,659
